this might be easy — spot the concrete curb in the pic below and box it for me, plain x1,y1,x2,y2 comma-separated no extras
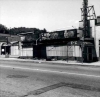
0,58,100,67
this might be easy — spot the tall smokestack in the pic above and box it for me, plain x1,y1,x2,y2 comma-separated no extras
83,0,90,38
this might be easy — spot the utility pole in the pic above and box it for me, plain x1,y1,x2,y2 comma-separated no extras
81,0,96,38
83,0,89,38
81,0,89,63
80,0,96,62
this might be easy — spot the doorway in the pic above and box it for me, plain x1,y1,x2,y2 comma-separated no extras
1,46,11,55
87,47,93,62
83,46,93,62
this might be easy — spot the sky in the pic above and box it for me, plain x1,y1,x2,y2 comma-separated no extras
0,0,100,31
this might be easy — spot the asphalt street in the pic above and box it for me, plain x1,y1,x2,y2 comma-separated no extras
0,60,100,97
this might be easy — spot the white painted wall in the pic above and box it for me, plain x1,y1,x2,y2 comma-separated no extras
46,46,57,56
95,26,100,58
46,45,81,57
20,47,33,57
11,46,19,55
90,20,100,58
73,46,81,57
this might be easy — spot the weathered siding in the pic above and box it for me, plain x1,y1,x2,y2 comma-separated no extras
20,47,33,58
11,46,19,56
46,45,81,60
46,46,68,57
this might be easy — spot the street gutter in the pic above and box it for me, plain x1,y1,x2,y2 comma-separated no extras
0,58,100,67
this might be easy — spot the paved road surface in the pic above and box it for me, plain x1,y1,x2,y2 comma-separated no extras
0,61,100,97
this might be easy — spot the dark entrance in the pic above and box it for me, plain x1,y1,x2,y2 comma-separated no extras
33,45,46,59
1,46,11,55
99,46,100,60
87,47,93,61
83,46,93,62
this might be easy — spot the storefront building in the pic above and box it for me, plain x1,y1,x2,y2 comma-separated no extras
0,34,21,58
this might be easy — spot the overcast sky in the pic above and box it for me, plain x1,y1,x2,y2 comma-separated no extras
0,0,100,31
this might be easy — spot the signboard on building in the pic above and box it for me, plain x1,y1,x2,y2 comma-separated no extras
0,34,20,42
0,36,7,42
41,33,50,40
41,31,64,40
50,32,59,39
41,29,77,40
8,36,21,42
77,29,83,38
50,31,64,39
67,41,81,46
64,29,77,38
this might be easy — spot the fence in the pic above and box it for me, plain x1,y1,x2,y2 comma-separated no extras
20,47,33,58
11,46,19,56
46,45,81,60
18,45,81,60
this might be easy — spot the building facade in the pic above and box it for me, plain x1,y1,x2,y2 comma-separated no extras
0,34,21,58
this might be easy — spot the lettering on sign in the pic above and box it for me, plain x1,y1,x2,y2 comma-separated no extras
41,29,77,40
71,41,78,45
64,30,74,38
67,41,79,46
42,33,50,40
50,32,58,39
46,33,50,39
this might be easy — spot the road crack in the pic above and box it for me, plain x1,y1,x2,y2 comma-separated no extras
20,82,100,97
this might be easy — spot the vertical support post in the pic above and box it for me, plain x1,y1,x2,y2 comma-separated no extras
36,40,37,45
74,45,76,60
0,43,1,55
19,41,22,57
5,46,6,55
67,45,68,62
83,0,89,38
79,46,81,60
55,46,57,60
82,42,84,64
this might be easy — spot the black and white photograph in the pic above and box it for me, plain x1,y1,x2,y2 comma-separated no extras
0,0,100,97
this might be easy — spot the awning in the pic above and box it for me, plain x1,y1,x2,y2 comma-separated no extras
2,43,11,46
80,42,94,47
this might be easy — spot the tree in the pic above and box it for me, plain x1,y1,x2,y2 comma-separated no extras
0,24,8,34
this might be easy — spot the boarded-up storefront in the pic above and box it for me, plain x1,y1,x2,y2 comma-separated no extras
20,47,33,58
0,34,21,58
46,45,81,61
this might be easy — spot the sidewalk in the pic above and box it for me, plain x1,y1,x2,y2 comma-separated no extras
0,57,100,67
